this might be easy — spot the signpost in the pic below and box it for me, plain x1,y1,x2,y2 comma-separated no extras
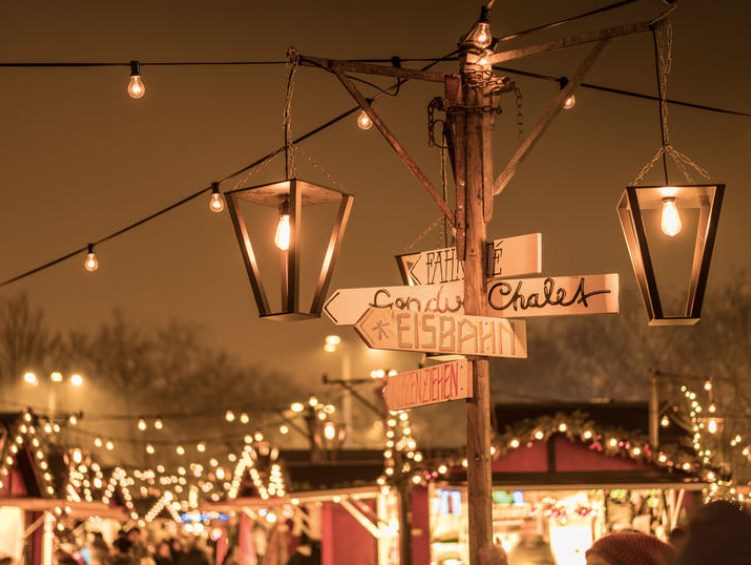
396,233,542,286
325,273,618,325
382,359,473,411
354,307,527,359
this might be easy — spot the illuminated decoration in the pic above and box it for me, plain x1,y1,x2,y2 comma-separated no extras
0,410,58,497
356,111,373,130
209,182,225,213
23,371,38,385
84,244,99,272
617,184,724,325
127,60,145,99
225,178,353,320
377,411,426,487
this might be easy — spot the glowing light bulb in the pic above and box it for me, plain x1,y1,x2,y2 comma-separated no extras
279,424,289,435
563,95,576,110
323,421,336,441
154,418,163,430
84,244,99,272
138,418,147,431
146,444,155,455
274,212,291,251
704,378,713,391
660,415,670,428
225,410,235,422
50,372,63,383
356,111,372,130
23,372,38,385
70,374,83,387
127,61,145,99
209,182,225,213
708,418,718,434
661,197,682,237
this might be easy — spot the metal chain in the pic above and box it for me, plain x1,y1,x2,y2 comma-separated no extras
284,47,299,179
401,216,444,253
294,145,348,192
514,84,524,142
631,20,712,186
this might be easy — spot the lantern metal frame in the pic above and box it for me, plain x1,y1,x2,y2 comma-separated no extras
226,178,354,321
617,183,724,326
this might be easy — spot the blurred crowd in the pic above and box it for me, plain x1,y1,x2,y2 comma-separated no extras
53,529,212,565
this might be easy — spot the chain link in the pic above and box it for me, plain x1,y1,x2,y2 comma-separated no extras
514,84,524,143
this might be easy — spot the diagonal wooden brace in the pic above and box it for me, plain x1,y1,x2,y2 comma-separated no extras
494,39,609,196
329,63,456,228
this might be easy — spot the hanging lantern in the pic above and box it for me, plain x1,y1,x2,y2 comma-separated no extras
226,178,353,321
617,184,724,326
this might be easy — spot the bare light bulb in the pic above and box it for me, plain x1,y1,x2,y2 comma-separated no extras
127,61,145,99
323,421,336,441
563,95,576,110
356,111,373,130
274,211,291,251
84,244,99,272
661,197,682,237
708,418,718,434
209,182,225,213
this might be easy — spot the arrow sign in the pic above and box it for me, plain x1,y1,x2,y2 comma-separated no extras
396,233,542,286
324,281,463,325
383,359,473,411
354,307,527,358
325,273,617,325
486,273,619,318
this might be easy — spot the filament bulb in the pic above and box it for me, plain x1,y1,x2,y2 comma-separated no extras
84,244,99,272
274,202,291,251
563,95,576,110
209,182,225,213
661,197,682,237
356,111,373,130
127,61,145,99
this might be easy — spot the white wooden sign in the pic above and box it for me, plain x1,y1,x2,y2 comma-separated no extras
323,281,463,326
354,307,527,359
325,273,618,325
383,359,473,411
486,274,619,318
396,233,542,286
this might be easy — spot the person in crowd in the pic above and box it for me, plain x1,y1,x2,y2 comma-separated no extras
585,531,675,565
127,528,149,564
675,499,751,565
285,533,318,565
177,540,210,565
111,538,133,565
169,539,184,564
153,542,173,565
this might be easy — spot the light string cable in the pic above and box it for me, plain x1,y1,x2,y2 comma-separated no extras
0,51,458,288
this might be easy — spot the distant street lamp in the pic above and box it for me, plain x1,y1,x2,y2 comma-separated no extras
226,179,353,321
617,184,724,325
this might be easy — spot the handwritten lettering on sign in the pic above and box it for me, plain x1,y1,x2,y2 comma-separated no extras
324,281,464,326
383,359,473,411
354,307,527,358
396,233,542,286
486,274,619,318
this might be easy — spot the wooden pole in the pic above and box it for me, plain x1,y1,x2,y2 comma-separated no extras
460,48,494,565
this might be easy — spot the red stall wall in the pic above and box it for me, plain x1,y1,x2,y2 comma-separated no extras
322,501,377,565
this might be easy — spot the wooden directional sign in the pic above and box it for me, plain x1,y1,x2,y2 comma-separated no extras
325,273,618,325
383,359,473,411
396,233,542,286
486,273,619,318
354,307,527,359
324,281,463,326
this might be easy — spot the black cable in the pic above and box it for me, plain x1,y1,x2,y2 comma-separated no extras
495,0,643,42
493,64,751,118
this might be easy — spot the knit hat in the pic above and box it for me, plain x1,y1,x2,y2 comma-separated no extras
586,532,675,565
